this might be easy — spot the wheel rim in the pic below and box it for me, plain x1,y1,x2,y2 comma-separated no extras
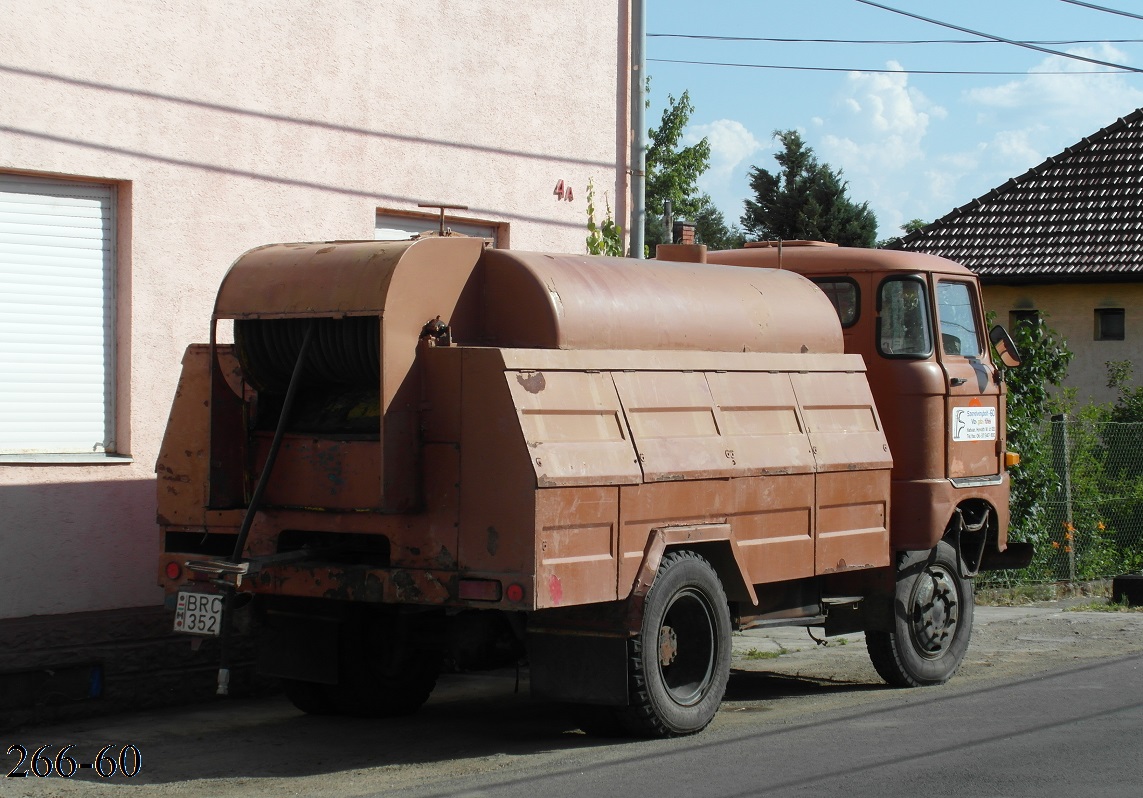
907,563,960,659
656,587,716,706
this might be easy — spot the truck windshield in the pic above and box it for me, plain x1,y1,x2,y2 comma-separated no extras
879,277,932,357
936,281,982,357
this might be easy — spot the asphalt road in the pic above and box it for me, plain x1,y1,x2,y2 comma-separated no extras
4,605,1142,798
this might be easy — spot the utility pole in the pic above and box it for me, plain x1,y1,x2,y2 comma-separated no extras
629,0,646,259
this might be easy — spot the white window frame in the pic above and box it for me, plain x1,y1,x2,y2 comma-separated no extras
0,172,127,462
376,209,506,248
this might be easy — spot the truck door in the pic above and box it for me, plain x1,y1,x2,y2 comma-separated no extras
935,279,1001,478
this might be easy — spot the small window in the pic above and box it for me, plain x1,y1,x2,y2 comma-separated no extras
878,277,932,358
812,278,859,327
1009,309,1040,331
376,210,503,247
936,281,982,357
1095,308,1125,341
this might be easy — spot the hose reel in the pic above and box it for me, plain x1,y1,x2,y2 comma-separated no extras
234,316,380,393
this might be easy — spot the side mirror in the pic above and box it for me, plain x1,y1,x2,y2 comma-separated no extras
989,325,1022,368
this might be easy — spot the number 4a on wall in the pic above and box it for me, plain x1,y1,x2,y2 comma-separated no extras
553,180,574,201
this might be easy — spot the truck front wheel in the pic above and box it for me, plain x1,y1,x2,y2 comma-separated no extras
618,550,732,737
866,541,974,687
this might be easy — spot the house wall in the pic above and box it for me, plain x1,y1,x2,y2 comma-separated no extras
0,0,630,621
983,283,1143,406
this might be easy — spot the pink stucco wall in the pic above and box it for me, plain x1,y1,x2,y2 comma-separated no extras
0,0,630,619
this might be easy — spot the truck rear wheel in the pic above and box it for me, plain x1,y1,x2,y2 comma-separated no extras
334,611,441,717
617,550,731,737
866,541,974,687
283,679,336,715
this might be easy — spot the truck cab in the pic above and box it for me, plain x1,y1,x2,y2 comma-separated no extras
702,242,1019,571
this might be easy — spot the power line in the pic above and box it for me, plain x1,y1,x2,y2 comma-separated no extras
648,57,1125,75
649,34,1143,45
1059,0,1143,23
853,0,1143,74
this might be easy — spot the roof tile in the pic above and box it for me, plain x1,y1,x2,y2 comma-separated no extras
892,109,1143,281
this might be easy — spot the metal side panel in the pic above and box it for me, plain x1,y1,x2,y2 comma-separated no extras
529,632,629,705
252,434,382,510
791,371,893,473
815,469,891,575
157,345,213,526
730,474,816,584
534,486,620,608
618,480,733,590
705,371,816,476
505,369,642,487
612,370,736,481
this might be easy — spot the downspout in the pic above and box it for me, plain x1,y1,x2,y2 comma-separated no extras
630,0,646,259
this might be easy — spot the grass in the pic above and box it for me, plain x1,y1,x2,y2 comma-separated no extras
975,579,1113,606
1064,597,1143,613
741,646,787,660
975,579,1142,611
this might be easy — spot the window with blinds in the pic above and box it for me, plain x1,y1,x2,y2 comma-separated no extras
0,174,116,456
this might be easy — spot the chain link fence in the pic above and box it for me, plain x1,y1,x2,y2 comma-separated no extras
989,418,1143,586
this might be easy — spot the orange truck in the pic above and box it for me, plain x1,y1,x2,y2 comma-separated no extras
157,237,1027,737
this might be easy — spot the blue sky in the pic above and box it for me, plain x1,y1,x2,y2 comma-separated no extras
645,0,1143,240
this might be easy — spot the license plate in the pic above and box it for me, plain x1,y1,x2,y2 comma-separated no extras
174,591,224,636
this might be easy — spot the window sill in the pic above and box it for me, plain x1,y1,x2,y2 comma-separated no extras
0,453,134,465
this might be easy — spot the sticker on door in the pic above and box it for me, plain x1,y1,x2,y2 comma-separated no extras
952,406,997,441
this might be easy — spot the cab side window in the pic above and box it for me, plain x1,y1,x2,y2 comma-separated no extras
811,278,859,327
878,277,932,357
936,281,982,357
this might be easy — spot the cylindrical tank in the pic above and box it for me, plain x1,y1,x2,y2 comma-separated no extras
478,250,843,355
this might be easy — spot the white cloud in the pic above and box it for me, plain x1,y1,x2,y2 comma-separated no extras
802,61,946,238
990,128,1046,165
819,61,944,174
683,118,766,226
967,45,1143,123
686,119,763,178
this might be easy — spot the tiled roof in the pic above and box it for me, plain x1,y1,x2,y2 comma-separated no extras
891,108,1143,283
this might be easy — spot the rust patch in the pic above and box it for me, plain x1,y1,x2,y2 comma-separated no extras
548,573,563,606
435,545,457,569
392,570,423,602
516,371,547,394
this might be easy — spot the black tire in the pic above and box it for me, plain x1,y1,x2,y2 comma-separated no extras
617,550,732,737
1112,573,1143,606
867,541,974,688
333,611,442,717
283,679,337,715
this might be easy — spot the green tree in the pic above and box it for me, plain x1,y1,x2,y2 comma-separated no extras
996,315,1074,576
644,91,744,252
645,91,708,249
877,218,929,249
693,196,746,250
740,130,877,247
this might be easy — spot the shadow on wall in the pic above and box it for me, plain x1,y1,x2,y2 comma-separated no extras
0,477,161,619
0,477,261,729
